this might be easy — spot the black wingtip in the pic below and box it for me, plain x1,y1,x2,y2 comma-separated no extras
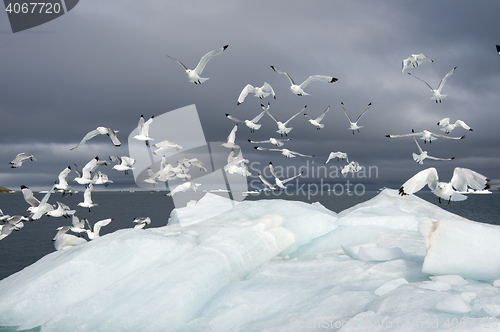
223,45,229,50
385,135,391,138
20,185,27,189
254,146,258,149
225,113,230,117
469,128,473,131
330,77,338,83
236,102,241,105
451,157,455,160
368,102,372,106
247,139,251,142
460,135,466,139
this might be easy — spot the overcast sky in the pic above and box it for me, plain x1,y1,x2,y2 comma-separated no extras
1,0,499,193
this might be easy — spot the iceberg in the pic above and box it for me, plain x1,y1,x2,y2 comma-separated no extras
0,189,499,332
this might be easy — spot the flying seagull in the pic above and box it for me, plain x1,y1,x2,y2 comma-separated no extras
268,162,303,190
133,217,151,229
152,140,183,155
401,53,433,73
248,137,291,147
167,182,201,196
325,151,348,164
258,173,276,191
221,124,239,149
254,147,314,158
264,104,305,136
110,156,136,175
237,82,276,105
77,184,98,212
71,127,121,150
398,167,490,203
270,65,338,96
133,115,154,146
412,136,455,164
437,118,473,134
21,183,55,220
386,129,465,143
341,102,372,134
341,161,363,175
54,166,73,196
85,218,113,240
408,67,457,103
9,153,36,168
226,109,267,133
304,105,330,130
166,44,228,84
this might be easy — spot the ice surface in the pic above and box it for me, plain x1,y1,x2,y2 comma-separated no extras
0,189,499,331
341,243,405,262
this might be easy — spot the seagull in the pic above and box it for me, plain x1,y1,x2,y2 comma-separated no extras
264,104,305,136
270,65,338,96
69,215,87,235
386,129,465,143
224,149,250,176
85,218,113,240
325,151,348,164
53,226,87,250
0,216,28,241
9,153,36,168
70,127,121,150
269,162,303,190
46,201,76,218
152,140,182,155
54,166,73,196
133,115,154,146
341,102,372,134
401,53,433,73
341,161,363,175
92,171,113,187
304,105,330,130
77,184,97,212
496,45,500,56
226,109,266,133
258,173,276,190
73,156,102,186
254,147,314,158
412,136,454,164
248,137,291,147
237,82,276,105
221,124,239,149
167,182,201,196
398,167,490,203
166,44,228,84
110,156,136,175
408,66,457,103
21,184,55,220
437,118,473,134
133,217,151,229
143,168,159,186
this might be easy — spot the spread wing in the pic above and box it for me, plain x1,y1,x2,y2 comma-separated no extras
237,84,254,105
71,129,101,150
299,75,338,88
284,106,307,126
270,65,295,85
261,82,276,99
194,44,228,75
250,110,266,123
450,167,490,192
315,105,330,122
21,185,40,207
408,72,434,91
399,168,439,196
165,54,188,70
226,114,243,123
437,66,457,93
281,172,303,184
355,103,372,123
106,128,121,146
341,102,353,123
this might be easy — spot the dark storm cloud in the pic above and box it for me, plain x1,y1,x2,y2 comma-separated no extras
1,0,499,191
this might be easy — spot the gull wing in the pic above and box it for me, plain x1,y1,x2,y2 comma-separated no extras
386,132,421,139
283,106,307,126
413,136,424,154
255,147,282,152
193,44,229,75
430,131,465,140
248,139,269,144
436,67,457,93
250,110,266,123
299,75,338,89
414,53,433,64
325,151,348,164
340,102,353,123
225,113,243,123
21,185,40,207
227,149,236,164
261,82,276,99
281,171,303,184
315,105,330,122
425,155,454,162
437,117,450,127
121,156,136,166
165,54,188,70
70,128,101,150
39,183,56,206
399,167,439,195
268,162,278,179
354,103,372,123
106,128,121,146
303,114,312,121
289,150,314,158
226,124,238,144
58,166,72,184
142,116,154,136
237,84,254,105
401,57,411,73
93,218,113,236
109,155,122,164
450,167,490,192
270,66,295,85
11,153,34,164
455,120,472,131
258,173,275,190
263,105,279,123
408,72,434,91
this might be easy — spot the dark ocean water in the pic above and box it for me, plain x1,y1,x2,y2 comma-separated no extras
0,190,498,281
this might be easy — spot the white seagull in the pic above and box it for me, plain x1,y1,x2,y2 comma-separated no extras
54,166,73,196
69,215,87,234
92,171,113,187
264,104,305,136
401,53,433,73
46,201,76,218
248,137,291,147
133,115,154,146
9,153,36,168
341,102,372,134
0,216,27,241
304,105,330,130
133,217,151,229
270,65,338,96
386,129,465,143
73,156,104,186
254,147,314,158
408,66,457,103
85,218,113,240
341,161,363,175
399,167,490,203
110,156,136,175
71,127,121,150
237,82,276,105
77,184,98,212
226,109,266,133
221,124,239,149
166,44,228,84
258,173,276,191
21,184,55,220
167,182,201,196
269,162,303,190
325,151,348,164
224,149,250,177
152,140,183,155
412,136,454,164
53,226,87,250
437,118,473,134
143,168,159,186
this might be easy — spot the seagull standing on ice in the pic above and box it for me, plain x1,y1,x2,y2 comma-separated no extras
264,104,305,136
399,167,490,203
9,153,36,168
304,105,330,130
270,66,338,96
341,102,372,134
133,217,151,229
401,53,433,73
386,129,465,143
70,127,121,150
53,226,87,250
237,82,276,105
268,162,303,190
408,67,457,103
133,115,154,146
412,136,454,164
226,108,267,133
248,137,291,147
77,184,97,212
221,124,239,149
110,156,136,175
166,44,228,84
325,151,348,164
437,118,473,134
254,147,314,158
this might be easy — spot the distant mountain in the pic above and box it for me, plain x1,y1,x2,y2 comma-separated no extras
0,186,14,193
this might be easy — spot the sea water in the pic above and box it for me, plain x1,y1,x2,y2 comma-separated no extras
0,190,498,281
